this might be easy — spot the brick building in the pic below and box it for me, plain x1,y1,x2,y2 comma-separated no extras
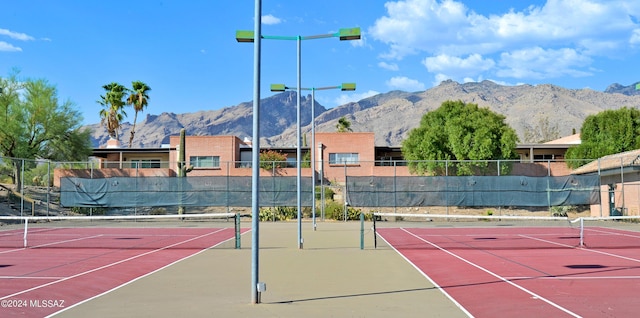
55,132,578,188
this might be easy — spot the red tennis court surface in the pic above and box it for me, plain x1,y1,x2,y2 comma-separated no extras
0,226,242,317
377,226,640,317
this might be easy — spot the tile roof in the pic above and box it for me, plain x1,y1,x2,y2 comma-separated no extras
543,133,581,145
572,149,640,175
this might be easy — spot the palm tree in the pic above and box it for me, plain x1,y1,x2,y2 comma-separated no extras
98,82,128,140
126,81,151,147
336,116,353,132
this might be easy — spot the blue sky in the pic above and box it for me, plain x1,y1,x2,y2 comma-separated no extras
2,0,639,125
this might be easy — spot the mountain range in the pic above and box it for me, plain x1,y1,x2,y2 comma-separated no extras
86,80,640,148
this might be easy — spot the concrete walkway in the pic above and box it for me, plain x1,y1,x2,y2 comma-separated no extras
56,221,467,317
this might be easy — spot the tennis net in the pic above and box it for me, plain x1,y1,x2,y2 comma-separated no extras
0,213,243,250
371,212,640,250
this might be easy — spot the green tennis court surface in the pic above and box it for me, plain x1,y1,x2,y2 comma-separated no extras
54,221,468,318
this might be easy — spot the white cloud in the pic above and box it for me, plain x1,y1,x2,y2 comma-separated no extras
463,76,489,83
372,0,637,57
334,90,379,105
0,28,35,41
350,37,365,48
497,47,592,79
423,53,495,75
0,41,21,52
486,0,632,42
369,0,640,82
433,74,451,86
631,29,640,46
261,14,282,25
370,0,468,59
385,76,426,92
378,61,399,71
484,79,524,86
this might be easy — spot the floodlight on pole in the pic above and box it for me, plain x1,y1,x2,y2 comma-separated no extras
235,30,256,43
339,27,362,41
270,83,356,231
237,27,361,42
239,27,360,250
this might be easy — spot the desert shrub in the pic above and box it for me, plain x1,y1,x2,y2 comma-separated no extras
316,186,335,200
71,206,106,215
259,208,278,222
550,205,575,217
150,207,167,215
345,206,364,220
323,201,344,220
23,164,54,187
323,201,367,221
259,206,298,221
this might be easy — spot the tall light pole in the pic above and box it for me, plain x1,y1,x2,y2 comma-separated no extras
271,83,356,231
235,0,262,304
237,27,360,249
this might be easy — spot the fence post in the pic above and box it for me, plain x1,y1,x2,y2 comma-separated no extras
21,158,24,216
343,162,348,222
235,212,241,249
394,161,397,214
620,157,625,216
446,160,449,215
360,211,364,250
46,160,50,216
373,213,377,249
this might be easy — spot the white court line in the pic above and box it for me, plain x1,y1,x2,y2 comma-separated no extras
418,232,572,238
399,228,582,318
585,227,640,239
0,228,229,303
0,235,105,254
0,276,65,280
0,229,224,255
50,227,241,317
506,276,640,280
522,234,640,263
376,231,474,317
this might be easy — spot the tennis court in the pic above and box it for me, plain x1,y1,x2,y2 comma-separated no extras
3,214,640,317
374,214,640,317
0,214,243,317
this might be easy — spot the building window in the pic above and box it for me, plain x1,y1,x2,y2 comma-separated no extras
130,159,161,168
533,154,554,160
329,153,359,165
286,157,297,168
190,156,220,168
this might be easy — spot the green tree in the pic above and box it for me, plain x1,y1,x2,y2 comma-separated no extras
401,100,519,176
98,82,128,140
566,107,640,168
126,81,151,147
0,73,92,189
336,117,352,132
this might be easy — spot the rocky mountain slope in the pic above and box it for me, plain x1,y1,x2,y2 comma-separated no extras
88,80,640,148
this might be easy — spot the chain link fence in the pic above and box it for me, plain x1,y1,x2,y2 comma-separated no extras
1,157,637,219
